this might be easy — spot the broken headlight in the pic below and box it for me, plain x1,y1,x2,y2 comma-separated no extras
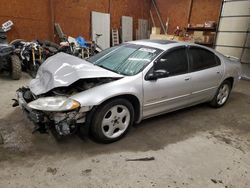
27,97,80,112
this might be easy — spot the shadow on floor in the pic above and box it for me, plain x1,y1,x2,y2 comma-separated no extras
0,89,249,162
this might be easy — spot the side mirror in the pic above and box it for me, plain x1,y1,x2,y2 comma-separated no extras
146,69,169,80
159,58,168,63
154,69,169,78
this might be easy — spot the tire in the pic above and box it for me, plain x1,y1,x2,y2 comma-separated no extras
10,55,22,80
210,80,232,108
90,98,134,143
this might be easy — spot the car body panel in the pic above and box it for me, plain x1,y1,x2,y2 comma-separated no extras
187,65,224,103
219,53,242,87
29,52,123,95
70,73,143,107
143,72,194,118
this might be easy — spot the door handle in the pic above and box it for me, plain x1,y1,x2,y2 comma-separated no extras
184,77,191,81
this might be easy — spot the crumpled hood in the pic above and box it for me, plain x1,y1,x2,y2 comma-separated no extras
29,53,123,95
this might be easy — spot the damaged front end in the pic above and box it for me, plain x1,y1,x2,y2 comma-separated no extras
14,87,88,135
13,77,118,136
13,53,123,137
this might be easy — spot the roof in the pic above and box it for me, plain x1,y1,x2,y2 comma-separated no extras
128,39,187,51
137,39,177,45
128,39,214,52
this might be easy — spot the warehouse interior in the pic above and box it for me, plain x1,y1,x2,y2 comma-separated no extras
0,0,249,187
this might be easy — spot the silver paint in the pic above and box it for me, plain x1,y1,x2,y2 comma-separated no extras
29,53,123,95
28,41,242,123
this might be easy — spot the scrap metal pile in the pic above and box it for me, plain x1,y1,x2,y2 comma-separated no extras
0,21,102,79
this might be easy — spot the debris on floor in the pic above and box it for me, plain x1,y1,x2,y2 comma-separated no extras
81,169,92,175
125,156,155,161
0,132,3,145
46,167,57,175
211,179,217,184
211,179,223,184
0,78,250,187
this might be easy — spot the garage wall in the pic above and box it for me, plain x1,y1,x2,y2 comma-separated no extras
0,0,151,41
0,0,221,41
0,0,52,41
54,0,109,41
190,0,221,25
151,0,221,34
110,0,151,39
151,0,190,34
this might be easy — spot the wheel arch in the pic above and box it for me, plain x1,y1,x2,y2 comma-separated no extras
97,94,141,123
224,77,234,88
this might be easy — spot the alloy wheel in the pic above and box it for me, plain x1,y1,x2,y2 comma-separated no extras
101,105,131,139
217,84,230,105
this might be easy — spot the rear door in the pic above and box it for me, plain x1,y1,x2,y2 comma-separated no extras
188,46,223,102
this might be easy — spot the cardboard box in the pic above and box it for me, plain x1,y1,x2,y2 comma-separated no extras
150,34,180,41
151,27,161,34
204,21,216,28
204,34,215,44
193,31,204,42
193,31,203,38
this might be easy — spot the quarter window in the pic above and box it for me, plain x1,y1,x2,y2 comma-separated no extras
154,48,188,77
189,47,220,72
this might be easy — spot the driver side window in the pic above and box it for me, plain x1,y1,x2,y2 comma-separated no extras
155,48,188,77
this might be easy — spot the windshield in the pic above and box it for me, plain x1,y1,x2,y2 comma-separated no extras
87,44,162,76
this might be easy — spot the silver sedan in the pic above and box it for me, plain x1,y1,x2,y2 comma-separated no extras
15,40,242,143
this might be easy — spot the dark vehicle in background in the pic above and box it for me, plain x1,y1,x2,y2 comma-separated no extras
0,20,21,79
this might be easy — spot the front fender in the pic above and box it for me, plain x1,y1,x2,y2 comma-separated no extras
70,74,143,108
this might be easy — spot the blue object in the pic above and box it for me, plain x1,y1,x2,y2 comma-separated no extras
76,36,87,48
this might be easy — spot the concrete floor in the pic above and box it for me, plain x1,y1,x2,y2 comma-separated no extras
0,73,250,188
242,63,250,80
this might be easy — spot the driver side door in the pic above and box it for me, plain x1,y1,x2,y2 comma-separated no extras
143,46,193,118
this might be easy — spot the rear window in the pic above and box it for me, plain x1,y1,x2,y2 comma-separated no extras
189,47,220,72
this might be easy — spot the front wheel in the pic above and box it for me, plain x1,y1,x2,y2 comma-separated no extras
91,98,134,143
210,80,232,108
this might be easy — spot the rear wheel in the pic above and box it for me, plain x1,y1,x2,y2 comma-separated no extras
210,80,232,108
91,98,134,143
10,55,21,80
